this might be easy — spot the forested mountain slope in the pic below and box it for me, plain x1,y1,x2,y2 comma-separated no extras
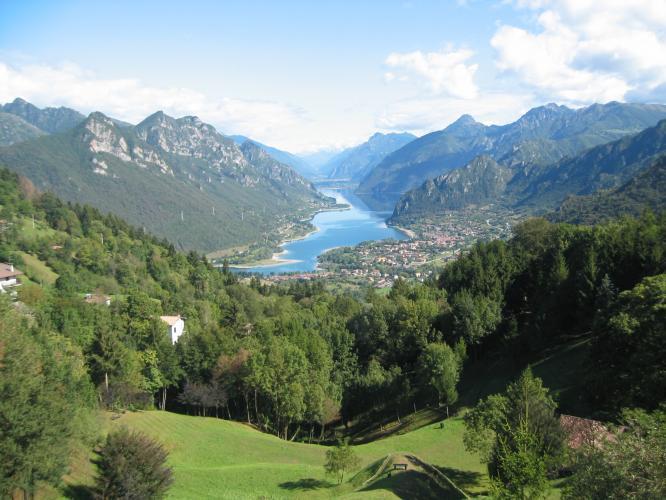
393,118,666,220
0,110,330,251
549,156,666,224
359,102,666,209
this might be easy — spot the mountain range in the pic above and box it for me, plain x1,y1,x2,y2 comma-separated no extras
359,102,666,209
392,117,666,222
0,99,330,252
323,132,416,181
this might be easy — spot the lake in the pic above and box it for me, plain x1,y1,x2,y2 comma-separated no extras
234,188,408,274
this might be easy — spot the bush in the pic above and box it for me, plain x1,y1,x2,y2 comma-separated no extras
95,427,173,499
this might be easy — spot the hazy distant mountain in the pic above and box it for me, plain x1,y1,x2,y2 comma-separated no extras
359,102,666,209
0,112,45,146
548,155,666,224
325,132,415,181
0,107,330,251
392,118,666,221
1,97,86,134
298,149,344,178
230,135,314,178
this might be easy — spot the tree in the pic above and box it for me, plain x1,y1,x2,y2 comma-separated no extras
95,427,173,500
419,342,462,416
451,289,501,348
588,274,666,411
0,298,94,499
324,439,361,484
492,416,548,499
463,369,565,496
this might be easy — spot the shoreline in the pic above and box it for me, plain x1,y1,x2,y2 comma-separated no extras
230,249,302,269
228,199,353,269
389,223,417,239
229,225,321,269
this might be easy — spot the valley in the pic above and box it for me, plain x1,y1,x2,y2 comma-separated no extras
2,59,666,500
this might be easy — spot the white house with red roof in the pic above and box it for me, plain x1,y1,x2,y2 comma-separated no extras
160,315,185,344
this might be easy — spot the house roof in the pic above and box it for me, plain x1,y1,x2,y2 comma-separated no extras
160,315,182,326
85,294,110,304
559,414,616,449
0,263,23,279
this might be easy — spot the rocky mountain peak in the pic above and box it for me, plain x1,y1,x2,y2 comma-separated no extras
135,111,248,171
444,114,484,135
1,98,85,134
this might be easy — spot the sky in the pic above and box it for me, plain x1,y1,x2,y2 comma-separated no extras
1,0,665,153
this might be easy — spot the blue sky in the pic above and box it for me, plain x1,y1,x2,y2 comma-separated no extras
1,0,665,152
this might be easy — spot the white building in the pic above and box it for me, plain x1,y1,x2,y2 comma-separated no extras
160,315,185,344
0,263,23,293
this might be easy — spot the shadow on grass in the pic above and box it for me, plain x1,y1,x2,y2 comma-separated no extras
279,478,335,491
62,484,94,500
435,466,486,493
361,470,463,500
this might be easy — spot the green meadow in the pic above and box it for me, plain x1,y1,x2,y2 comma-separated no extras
64,411,488,499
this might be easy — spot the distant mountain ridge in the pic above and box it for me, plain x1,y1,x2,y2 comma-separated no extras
0,103,330,251
392,118,666,221
359,102,666,209
324,132,416,181
230,135,314,178
1,97,86,134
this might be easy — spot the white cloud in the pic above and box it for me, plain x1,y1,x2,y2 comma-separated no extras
0,60,314,151
377,92,534,135
384,47,479,99
493,0,666,104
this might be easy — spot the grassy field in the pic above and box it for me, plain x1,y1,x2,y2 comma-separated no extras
15,250,59,285
63,410,488,499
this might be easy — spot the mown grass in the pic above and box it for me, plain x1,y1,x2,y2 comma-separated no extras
15,250,59,285
63,410,487,499
58,339,594,498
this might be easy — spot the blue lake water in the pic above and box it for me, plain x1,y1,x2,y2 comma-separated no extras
234,188,407,274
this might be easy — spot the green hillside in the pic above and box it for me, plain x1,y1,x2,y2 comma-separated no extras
0,111,331,252
63,410,486,499
549,155,666,224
